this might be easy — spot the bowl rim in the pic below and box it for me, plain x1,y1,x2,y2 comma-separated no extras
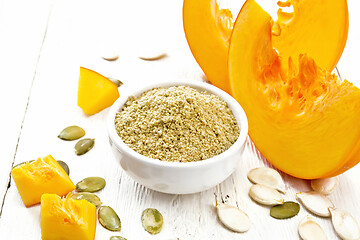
107,80,248,169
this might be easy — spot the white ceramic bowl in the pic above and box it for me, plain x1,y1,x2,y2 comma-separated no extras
107,80,248,194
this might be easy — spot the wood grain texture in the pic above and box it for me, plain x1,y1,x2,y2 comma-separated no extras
0,0,52,210
0,0,360,239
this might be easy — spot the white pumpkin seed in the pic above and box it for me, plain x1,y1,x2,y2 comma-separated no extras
329,207,360,240
247,167,286,193
249,184,284,206
101,48,119,61
296,191,334,217
298,215,327,240
138,49,166,61
141,208,163,235
216,202,251,233
311,177,339,195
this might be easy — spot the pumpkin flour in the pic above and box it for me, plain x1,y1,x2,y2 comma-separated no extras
115,86,239,162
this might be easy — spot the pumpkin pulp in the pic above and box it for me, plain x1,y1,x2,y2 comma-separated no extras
41,193,96,240
228,0,360,179
183,0,348,92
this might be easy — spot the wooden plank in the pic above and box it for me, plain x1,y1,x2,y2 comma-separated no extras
0,0,359,239
0,0,52,211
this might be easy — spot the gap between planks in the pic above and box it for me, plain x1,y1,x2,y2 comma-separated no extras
0,0,54,218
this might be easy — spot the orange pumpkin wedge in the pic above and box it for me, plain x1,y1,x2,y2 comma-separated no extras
183,0,233,94
228,0,360,179
183,0,348,92
41,193,96,240
77,67,120,115
11,155,75,207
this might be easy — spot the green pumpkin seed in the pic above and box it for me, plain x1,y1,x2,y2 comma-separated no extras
75,138,95,155
58,126,85,141
12,160,34,169
98,206,121,231
76,177,106,192
141,208,163,235
70,192,102,207
57,160,70,175
110,236,127,240
270,201,300,219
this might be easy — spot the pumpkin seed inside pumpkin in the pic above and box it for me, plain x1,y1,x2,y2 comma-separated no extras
57,160,70,175
98,206,121,231
74,138,95,155
70,192,102,207
110,236,127,240
76,177,106,193
270,201,300,219
58,126,85,141
141,208,163,235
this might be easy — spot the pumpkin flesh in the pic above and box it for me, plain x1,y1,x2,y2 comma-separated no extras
11,155,75,207
228,0,360,179
183,0,348,93
272,0,348,71
77,67,120,115
183,0,233,94
41,193,96,240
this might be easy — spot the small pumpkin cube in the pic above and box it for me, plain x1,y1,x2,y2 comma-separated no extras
77,67,120,115
41,193,96,240
11,155,75,207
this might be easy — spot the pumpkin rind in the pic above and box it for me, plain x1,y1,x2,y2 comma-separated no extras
11,155,75,207
228,0,360,179
77,67,120,115
41,193,96,240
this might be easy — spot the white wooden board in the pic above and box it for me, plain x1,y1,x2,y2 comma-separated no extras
1,0,359,239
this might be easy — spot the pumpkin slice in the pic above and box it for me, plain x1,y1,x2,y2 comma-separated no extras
183,0,348,93
77,67,120,115
11,155,75,207
41,193,96,240
228,0,360,179
183,0,233,94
